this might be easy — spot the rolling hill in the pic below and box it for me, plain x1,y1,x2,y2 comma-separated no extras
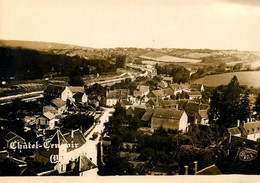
0,39,91,51
192,71,260,88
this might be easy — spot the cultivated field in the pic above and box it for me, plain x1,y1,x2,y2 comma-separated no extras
139,51,201,63
192,71,260,88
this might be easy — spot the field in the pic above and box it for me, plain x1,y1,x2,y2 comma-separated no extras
139,51,201,63
192,71,260,88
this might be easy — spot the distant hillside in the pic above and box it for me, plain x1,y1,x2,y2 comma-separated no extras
139,51,201,63
192,71,260,88
0,40,91,51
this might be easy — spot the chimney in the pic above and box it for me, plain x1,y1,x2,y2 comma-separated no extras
184,165,188,175
194,161,198,174
247,118,250,123
237,120,240,127
71,130,74,138
243,120,246,127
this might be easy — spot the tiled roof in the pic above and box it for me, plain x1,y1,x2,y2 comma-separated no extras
190,83,203,90
153,108,184,120
195,164,222,175
134,90,143,97
243,121,260,135
80,154,97,171
187,91,202,96
199,110,208,119
146,98,158,108
228,127,241,135
157,81,168,89
43,105,58,114
199,104,210,110
69,86,85,93
4,131,25,141
141,109,154,121
137,85,149,93
169,83,181,90
64,129,86,152
162,76,173,81
151,88,174,98
73,92,84,99
162,88,174,96
44,85,66,94
151,90,164,98
49,130,68,145
134,104,148,110
119,152,140,161
107,89,129,99
43,111,56,120
179,83,190,90
120,100,132,105
52,98,66,108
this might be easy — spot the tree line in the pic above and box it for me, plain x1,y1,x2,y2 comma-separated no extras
0,47,121,84
208,76,251,128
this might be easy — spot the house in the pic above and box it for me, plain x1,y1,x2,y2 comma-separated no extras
151,108,188,132
51,98,67,115
169,83,182,95
148,88,174,99
121,142,138,150
3,131,25,149
179,83,191,93
141,108,154,123
88,99,99,107
105,89,129,107
35,112,56,130
240,120,260,141
43,105,58,115
195,164,222,175
221,135,260,174
190,83,204,92
137,127,154,136
157,99,178,109
73,92,88,104
120,100,132,110
162,76,173,83
126,106,135,117
68,86,85,95
228,119,260,141
134,85,150,97
179,102,209,125
44,85,73,102
157,80,168,89
35,129,88,174
0,150,8,162
186,91,202,100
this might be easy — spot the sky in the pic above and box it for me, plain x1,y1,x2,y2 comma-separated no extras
0,0,260,51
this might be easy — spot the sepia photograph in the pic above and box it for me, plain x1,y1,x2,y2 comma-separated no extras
0,0,260,182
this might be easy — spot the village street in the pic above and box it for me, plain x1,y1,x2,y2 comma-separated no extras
82,107,114,176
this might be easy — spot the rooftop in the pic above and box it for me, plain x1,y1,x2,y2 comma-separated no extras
153,108,184,120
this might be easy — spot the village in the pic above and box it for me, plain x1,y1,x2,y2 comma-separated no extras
0,58,260,176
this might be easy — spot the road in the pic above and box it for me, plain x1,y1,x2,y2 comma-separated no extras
82,107,114,176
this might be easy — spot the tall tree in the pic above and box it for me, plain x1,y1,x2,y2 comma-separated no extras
115,55,126,68
254,93,260,118
208,89,223,126
208,76,244,128
238,91,251,122
221,75,242,127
